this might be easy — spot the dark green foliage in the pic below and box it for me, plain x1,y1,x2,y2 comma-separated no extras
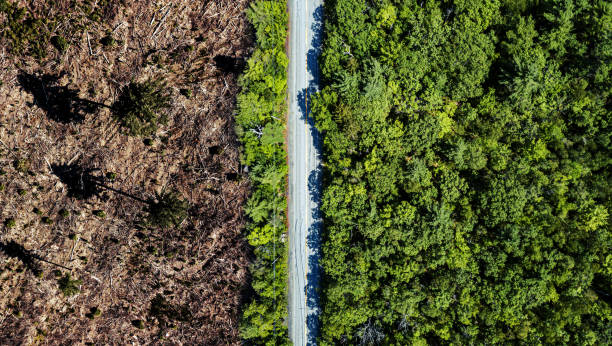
112,78,171,137
315,0,611,344
86,306,101,319
4,218,15,229
93,210,105,218
13,158,29,173
132,319,145,329
100,33,119,47
145,190,188,229
105,172,117,181
41,216,52,225
0,0,51,58
180,88,192,98
50,35,68,53
57,274,82,296
59,209,70,218
237,0,290,344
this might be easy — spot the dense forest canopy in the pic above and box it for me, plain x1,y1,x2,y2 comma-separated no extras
314,0,611,344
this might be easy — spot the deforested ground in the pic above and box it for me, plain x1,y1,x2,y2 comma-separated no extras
0,0,253,343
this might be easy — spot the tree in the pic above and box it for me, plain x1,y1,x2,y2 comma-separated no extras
112,78,171,136
145,190,189,229
57,274,82,297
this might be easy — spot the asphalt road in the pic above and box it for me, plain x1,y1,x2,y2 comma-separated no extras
287,0,323,344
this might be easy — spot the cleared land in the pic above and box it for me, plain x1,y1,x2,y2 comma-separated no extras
0,0,253,343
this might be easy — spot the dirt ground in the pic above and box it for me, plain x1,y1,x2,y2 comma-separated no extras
0,0,253,343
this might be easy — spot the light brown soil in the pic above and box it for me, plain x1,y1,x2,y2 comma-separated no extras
0,0,253,344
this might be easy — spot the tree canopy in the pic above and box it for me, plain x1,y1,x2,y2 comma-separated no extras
314,0,611,344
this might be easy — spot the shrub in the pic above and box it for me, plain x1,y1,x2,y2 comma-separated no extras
112,78,171,136
93,210,106,218
86,306,101,319
50,35,68,53
59,209,70,218
145,190,188,228
57,273,82,296
132,319,145,329
13,159,30,173
4,218,16,228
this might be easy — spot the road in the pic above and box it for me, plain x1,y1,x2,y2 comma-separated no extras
287,0,323,345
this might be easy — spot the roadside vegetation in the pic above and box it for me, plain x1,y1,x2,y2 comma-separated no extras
314,0,611,344
236,0,290,344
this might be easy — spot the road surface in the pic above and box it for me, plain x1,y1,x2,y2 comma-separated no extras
287,0,323,344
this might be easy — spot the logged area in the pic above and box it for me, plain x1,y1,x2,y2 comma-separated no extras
0,0,253,343
314,0,610,344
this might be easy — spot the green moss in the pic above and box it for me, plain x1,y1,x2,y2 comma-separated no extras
59,209,70,218
41,216,53,225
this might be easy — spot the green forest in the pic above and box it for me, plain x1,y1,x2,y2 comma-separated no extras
313,0,611,344
236,0,291,344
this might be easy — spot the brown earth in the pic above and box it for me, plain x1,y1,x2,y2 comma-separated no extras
0,0,253,344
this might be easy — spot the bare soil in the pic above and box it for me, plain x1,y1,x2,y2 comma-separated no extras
0,0,253,344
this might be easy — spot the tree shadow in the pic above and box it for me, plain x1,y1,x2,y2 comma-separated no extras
0,240,42,275
51,163,103,199
300,4,325,345
51,163,147,203
214,55,246,74
17,71,108,124
306,167,322,345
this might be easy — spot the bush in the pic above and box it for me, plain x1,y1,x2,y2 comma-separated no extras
145,191,188,228
13,158,29,173
112,78,171,137
132,319,145,329
93,210,106,218
57,274,82,296
86,306,101,319
59,209,70,218
50,35,68,53
4,218,16,228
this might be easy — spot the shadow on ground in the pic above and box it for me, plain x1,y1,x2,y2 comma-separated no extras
296,4,324,345
17,71,107,124
0,240,42,275
51,163,147,203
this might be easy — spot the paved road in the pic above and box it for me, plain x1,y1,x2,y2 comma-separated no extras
287,0,323,344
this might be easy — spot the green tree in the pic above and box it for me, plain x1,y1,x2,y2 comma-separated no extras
112,78,171,136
